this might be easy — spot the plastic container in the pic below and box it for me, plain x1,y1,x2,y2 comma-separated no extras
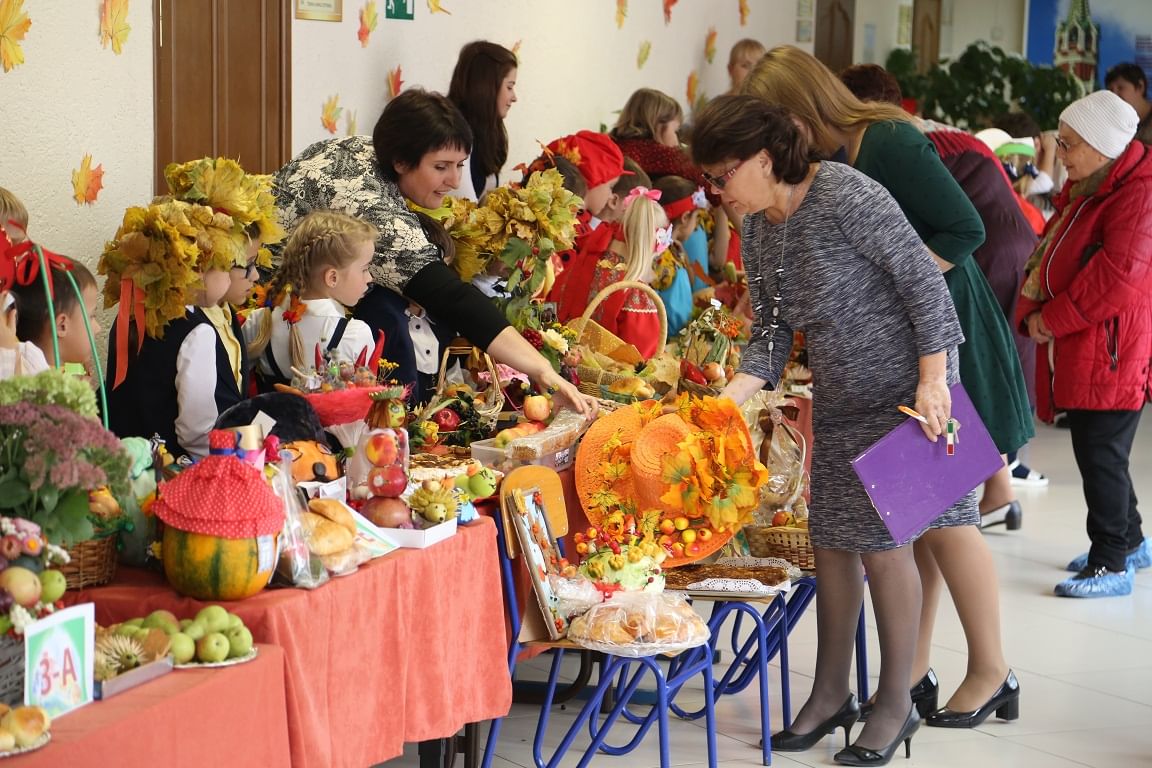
470,437,577,473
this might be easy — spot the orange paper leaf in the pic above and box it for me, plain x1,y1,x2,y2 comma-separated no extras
686,70,699,106
72,154,105,205
739,0,750,26
387,66,404,100
704,27,717,63
615,0,627,28
357,1,377,48
321,94,342,134
100,0,130,55
427,0,451,14
663,0,677,24
0,0,32,73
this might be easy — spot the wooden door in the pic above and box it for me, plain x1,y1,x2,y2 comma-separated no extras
912,0,941,73
814,0,856,75
153,0,291,193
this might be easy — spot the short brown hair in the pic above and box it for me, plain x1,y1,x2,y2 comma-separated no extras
840,64,903,106
612,157,651,196
372,89,473,182
691,95,813,185
0,186,28,234
12,259,98,342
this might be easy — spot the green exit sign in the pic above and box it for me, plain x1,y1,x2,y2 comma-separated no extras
385,0,414,20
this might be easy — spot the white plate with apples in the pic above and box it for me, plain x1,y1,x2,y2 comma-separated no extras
174,647,258,669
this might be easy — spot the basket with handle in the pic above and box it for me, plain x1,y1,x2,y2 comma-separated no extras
744,524,814,570
420,339,506,436
568,280,667,397
61,535,119,589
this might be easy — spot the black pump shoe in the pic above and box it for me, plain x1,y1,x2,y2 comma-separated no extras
834,705,920,766
858,669,938,721
925,670,1020,728
980,501,1023,531
770,694,860,752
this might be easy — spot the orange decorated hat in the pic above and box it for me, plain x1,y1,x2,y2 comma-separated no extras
574,404,643,512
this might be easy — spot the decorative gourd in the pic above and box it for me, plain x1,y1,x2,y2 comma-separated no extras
161,527,278,601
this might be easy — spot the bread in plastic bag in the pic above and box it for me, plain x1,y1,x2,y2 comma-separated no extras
271,450,330,589
320,541,372,576
567,591,710,658
741,390,808,519
547,574,604,620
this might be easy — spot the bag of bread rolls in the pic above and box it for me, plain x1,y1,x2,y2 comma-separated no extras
566,591,710,658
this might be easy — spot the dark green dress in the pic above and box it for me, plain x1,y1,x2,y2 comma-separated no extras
854,121,1034,454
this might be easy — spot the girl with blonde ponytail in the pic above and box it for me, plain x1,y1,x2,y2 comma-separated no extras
244,211,378,389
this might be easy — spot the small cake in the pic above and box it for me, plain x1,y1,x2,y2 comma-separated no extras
407,453,481,484
578,542,666,593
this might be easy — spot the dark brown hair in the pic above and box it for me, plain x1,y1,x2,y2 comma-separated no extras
448,41,517,182
653,174,695,204
412,209,455,263
993,111,1041,138
1105,62,1147,95
612,157,651,196
840,64,903,106
372,89,473,182
690,95,813,184
12,259,98,342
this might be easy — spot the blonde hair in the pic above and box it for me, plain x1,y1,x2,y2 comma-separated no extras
728,38,766,68
251,210,377,366
0,187,29,237
611,88,683,142
742,45,910,155
617,195,667,283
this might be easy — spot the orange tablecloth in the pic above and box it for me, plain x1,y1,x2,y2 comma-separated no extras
67,518,512,768
11,644,290,767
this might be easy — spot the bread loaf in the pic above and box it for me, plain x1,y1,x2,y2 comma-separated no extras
307,497,357,534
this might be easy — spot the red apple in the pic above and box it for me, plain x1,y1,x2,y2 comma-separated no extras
362,497,414,528
523,395,552,422
364,432,400,467
697,528,713,541
658,519,676,535
685,541,703,557
0,536,21,562
368,465,408,497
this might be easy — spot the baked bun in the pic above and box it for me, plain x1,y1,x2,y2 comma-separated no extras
1,706,48,747
0,730,14,751
307,498,357,534
301,512,355,555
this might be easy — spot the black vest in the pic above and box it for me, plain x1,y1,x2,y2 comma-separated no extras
106,309,242,458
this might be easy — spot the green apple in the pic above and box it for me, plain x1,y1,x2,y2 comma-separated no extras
114,624,142,638
468,468,498,499
123,618,145,628
38,569,67,604
182,620,207,641
179,618,193,630
168,632,196,664
226,613,244,631
142,609,179,628
196,632,230,663
226,626,253,658
453,474,473,496
195,605,230,634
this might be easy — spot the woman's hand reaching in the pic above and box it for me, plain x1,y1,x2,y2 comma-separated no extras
915,377,952,442
533,366,598,418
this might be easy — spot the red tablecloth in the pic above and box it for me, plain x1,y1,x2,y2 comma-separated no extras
67,517,512,768
11,644,290,767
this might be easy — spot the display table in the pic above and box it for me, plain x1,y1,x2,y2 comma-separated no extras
67,517,512,768
11,644,290,767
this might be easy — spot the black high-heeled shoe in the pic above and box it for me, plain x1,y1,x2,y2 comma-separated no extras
770,694,860,752
925,670,1020,728
858,669,938,721
980,500,1023,531
834,704,920,766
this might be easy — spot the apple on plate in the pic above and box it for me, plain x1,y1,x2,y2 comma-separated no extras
196,632,230,663
368,465,408,498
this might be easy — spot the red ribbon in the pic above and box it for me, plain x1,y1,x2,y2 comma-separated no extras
662,195,697,222
113,278,146,389
0,222,73,297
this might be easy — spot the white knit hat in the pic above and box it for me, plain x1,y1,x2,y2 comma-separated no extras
1059,90,1139,159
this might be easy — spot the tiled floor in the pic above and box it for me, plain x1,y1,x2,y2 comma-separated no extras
386,414,1152,767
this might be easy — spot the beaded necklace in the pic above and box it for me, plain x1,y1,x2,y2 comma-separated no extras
760,183,795,357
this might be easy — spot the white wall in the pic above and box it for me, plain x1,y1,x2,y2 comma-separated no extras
854,0,909,64
940,0,1027,58
291,0,811,171
0,2,154,275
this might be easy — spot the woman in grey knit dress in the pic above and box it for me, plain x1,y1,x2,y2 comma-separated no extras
692,96,976,767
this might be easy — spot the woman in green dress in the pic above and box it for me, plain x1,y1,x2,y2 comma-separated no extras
744,46,1030,733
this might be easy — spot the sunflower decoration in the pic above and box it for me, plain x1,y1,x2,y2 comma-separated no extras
163,157,286,268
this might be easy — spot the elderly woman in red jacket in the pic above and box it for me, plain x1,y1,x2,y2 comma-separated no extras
1017,90,1152,598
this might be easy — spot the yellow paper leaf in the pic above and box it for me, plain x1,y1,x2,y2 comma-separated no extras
357,1,377,47
704,27,717,64
739,0,750,26
510,39,521,56
321,94,341,134
636,40,651,69
72,154,105,205
345,109,357,136
387,66,404,100
0,0,32,73
427,0,451,14
615,0,627,28
686,71,699,108
100,0,130,55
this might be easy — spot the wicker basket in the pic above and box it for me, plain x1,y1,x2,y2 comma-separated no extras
0,635,23,706
744,525,815,570
61,535,119,590
420,340,505,437
570,280,667,397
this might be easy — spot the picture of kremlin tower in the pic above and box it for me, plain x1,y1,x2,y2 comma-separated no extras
1053,0,1100,92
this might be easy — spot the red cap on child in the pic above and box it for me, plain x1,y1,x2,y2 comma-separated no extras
547,131,632,189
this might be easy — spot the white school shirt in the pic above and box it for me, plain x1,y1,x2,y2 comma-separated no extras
245,298,374,378
0,342,49,380
175,309,226,459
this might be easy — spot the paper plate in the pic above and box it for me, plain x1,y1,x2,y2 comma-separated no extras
0,732,50,759
175,646,258,669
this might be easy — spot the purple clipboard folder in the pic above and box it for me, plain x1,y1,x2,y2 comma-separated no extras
851,383,1003,545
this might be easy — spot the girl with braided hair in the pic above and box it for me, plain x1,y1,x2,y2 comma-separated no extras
244,211,377,390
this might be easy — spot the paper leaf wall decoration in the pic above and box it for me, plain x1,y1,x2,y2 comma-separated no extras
72,154,105,205
686,71,699,107
427,0,450,14
0,0,31,73
636,40,651,70
387,66,404,100
704,27,717,63
346,110,357,136
615,0,626,29
100,0,130,54
510,39,521,56
321,95,342,134
663,0,677,24
739,0,749,26
357,1,377,48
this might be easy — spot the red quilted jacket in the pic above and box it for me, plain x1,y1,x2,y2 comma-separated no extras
1016,140,1152,419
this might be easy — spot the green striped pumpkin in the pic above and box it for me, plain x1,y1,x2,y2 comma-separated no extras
162,527,277,601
